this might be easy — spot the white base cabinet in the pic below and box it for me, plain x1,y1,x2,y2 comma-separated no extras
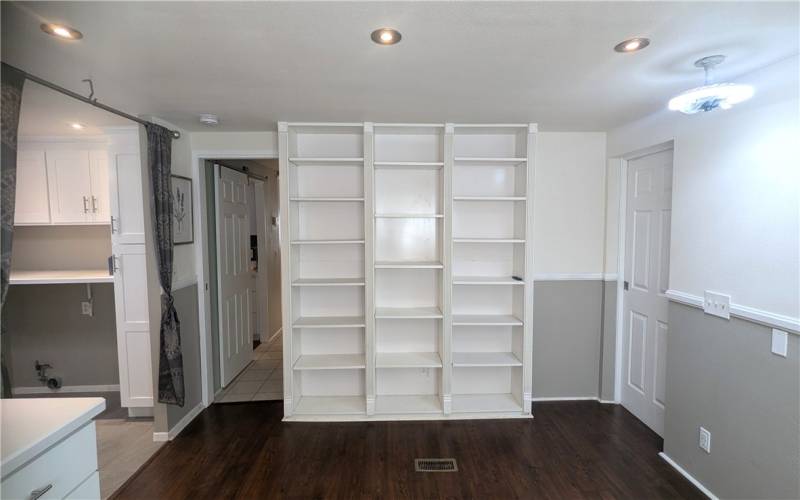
279,122,536,421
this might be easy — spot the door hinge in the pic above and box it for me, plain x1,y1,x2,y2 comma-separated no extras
623,280,629,291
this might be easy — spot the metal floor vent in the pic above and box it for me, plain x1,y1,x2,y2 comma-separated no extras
415,458,458,472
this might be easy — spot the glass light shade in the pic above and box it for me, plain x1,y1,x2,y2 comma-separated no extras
668,83,754,114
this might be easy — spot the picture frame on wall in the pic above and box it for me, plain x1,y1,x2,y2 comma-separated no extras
171,175,193,245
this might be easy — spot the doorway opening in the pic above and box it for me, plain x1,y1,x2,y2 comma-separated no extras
201,159,282,403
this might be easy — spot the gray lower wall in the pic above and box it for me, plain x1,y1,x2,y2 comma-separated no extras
599,281,617,401
533,280,603,398
4,283,119,389
665,302,800,499
166,284,203,429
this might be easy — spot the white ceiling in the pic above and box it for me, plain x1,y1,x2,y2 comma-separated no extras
4,1,798,134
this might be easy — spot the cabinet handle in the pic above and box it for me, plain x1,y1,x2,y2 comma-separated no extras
82,196,89,213
110,215,117,233
29,484,53,500
92,196,98,213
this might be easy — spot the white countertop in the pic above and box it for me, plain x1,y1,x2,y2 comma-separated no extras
1,398,106,478
9,270,114,285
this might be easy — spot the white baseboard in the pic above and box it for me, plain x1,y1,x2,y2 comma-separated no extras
531,396,603,402
267,327,282,344
167,403,205,440
658,452,718,500
12,384,120,395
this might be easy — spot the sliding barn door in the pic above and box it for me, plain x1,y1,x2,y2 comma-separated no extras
215,165,254,387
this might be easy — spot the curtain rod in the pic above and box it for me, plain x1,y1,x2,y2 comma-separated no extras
6,63,181,139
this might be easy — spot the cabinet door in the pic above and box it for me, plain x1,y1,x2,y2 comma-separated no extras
46,150,92,223
14,149,51,224
89,150,111,223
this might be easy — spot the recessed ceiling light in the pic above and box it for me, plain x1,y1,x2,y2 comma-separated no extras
371,28,401,45
70,122,84,130
199,114,220,126
614,37,649,53
40,23,83,40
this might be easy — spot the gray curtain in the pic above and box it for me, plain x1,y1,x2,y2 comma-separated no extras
1,63,25,399
146,123,185,406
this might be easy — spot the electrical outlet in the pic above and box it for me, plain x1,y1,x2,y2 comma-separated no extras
81,301,93,316
772,329,788,357
698,427,711,453
703,291,731,319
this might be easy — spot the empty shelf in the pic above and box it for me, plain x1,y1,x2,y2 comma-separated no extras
375,261,443,269
289,157,364,165
454,196,526,201
291,239,365,245
293,354,366,370
9,269,114,285
452,314,523,326
292,278,365,287
376,352,442,368
451,394,522,413
375,307,443,319
375,213,444,218
294,396,365,415
290,197,364,202
453,238,525,244
453,352,522,367
293,316,366,328
453,276,524,285
374,161,444,169
375,395,442,414
454,157,527,164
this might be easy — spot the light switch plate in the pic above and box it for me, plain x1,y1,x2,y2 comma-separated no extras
772,329,788,357
699,427,711,454
703,291,731,319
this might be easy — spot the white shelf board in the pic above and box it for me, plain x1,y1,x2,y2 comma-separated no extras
9,270,113,285
453,238,525,244
375,213,444,218
290,239,365,245
293,353,366,370
454,157,527,165
374,395,442,414
294,396,365,415
375,307,443,319
453,196,526,201
374,161,444,169
452,314,523,326
452,352,522,367
451,394,522,413
293,316,366,328
290,197,364,202
292,278,365,287
375,261,443,269
453,276,524,286
289,157,364,165
376,352,442,368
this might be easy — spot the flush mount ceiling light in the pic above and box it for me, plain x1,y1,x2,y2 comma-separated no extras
668,55,754,114
371,28,401,45
70,122,84,130
614,37,650,53
199,114,219,126
40,23,83,40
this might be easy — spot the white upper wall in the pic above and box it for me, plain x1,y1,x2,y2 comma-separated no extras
534,132,607,276
607,56,800,320
190,132,277,155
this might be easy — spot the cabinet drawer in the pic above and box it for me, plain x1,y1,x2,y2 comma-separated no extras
65,471,99,500
2,422,97,500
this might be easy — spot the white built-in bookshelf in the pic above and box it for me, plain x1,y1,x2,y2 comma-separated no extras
279,122,536,421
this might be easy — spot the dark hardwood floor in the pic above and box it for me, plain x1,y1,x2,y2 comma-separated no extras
113,401,703,499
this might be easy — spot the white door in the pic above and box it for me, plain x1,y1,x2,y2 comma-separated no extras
215,165,254,386
108,132,153,408
89,150,111,223
14,149,51,225
622,147,673,436
46,150,92,223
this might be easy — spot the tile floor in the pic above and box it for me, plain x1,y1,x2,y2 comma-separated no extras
216,332,283,403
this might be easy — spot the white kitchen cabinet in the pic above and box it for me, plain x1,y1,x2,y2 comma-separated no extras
14,149,51,225
43,148,110,225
